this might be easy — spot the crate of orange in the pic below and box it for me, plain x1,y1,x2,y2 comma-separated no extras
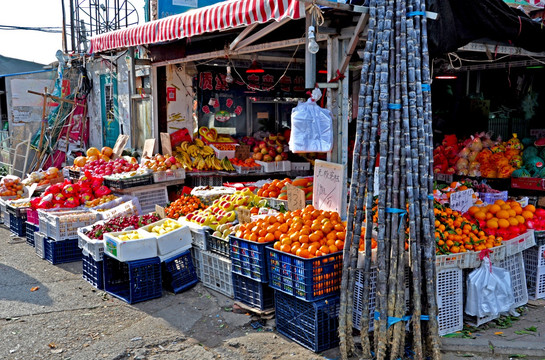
264,206,345,301
229,233,274,283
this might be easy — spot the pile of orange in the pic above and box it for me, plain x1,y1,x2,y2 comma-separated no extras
467,200,535,231
230,158,261,168
165,195,206,219
256,177,313,201
0,177,24,198
234,205,344,258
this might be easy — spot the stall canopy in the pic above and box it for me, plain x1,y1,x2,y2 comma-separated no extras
89,0,306,53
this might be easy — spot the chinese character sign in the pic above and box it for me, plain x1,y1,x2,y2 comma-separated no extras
313,160,346,218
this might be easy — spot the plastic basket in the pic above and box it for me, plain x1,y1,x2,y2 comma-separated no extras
27,209,39,225
503,230,536,257
40,209,99,241
35,232,46,259
230,236,273,283
478,191,508,204
523,246,545,300
275,291,340,353
103,173,154,189
9,213,26,237
6,200,30,218
201,250,233,297
535,231,545,247
162,249,198,294
232,273,275,310
68,168,82,179
153,168,185,183
82,250,104,290
497,253,528,308
77,224,105,261
25,222,38,247
44,237,82,265
103,254,162,304
190,246,203,280
233,165,263,174
466,245,507,268
210,144,237,159
275,161,291,172
437,267,463,336
205,233,229,258
187,222,208,250
291,162,311,171
122,185,168,215
267,247,343,301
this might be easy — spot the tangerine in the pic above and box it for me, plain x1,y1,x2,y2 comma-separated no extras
486,219,499,229
498,219,510,229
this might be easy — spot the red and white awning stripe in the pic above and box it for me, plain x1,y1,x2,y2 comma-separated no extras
89,0,306,53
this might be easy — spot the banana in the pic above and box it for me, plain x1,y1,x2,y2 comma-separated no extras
198,158,206,170
181,141,190,151
203,146,214,156
194,138,204,148
214,158,223,171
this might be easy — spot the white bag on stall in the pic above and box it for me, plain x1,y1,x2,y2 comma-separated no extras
465,257,514,318
288,98,333,153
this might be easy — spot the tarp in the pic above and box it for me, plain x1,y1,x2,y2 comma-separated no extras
428,0,545,57
0,54,46,77
89,0,305,53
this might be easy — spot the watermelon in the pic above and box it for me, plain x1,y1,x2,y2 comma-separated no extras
525,156,545,174
540,147,545,161
536,167,545,178
535,138,545,146
522,146,538,161
511,168,531,178
522,137,534,147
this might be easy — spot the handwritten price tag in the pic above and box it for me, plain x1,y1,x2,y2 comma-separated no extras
236,207,251,224
155,205,166,219
287,183,305,211
449,189,474,213
313,160,345,217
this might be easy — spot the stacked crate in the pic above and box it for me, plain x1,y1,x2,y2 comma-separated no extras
523,231,545,300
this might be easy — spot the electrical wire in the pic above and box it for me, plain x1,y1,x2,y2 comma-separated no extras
0,25,63,33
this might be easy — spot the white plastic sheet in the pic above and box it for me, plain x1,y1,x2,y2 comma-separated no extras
465,257,514,318
288,99,333,153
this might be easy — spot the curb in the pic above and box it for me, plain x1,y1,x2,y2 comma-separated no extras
441,337,545,357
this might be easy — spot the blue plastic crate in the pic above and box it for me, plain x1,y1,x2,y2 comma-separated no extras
275,291,340,353
229,235,273,283
232,272,274,310
82,252,104,290
267,246,343,301
44,237,82,265
103,254,162,304
9,214,26,237
162,250,198,294
25,222,38,247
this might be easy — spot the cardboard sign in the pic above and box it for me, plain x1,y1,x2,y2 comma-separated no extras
142,139,156,158
235,144,251,160
287,183,306,211
449,189,474,213
236,207,251,224
111,135,129,159
313,160,345,218
160,132,173,155
435,173,454,183
155,205,166,219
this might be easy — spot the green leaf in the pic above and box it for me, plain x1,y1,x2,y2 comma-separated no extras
525,326,537,332
514,330,535,336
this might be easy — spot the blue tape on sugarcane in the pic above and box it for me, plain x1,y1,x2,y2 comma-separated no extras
386,207,407,232
407,11,426,17
421,84,431,91
375,312,415,328
388,103,402,110
428,195,434,200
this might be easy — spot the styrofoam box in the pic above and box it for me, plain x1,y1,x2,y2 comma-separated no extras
139,218,192,255
103,229,157,262
255,160,276,173
158,243,193,262
275,160,291,172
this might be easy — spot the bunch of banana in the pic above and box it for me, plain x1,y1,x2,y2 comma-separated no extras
174,139,235,172
221,157,235,171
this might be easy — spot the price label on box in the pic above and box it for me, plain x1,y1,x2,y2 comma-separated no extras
236,207,251,224
287,183,305,211
449,189,474,213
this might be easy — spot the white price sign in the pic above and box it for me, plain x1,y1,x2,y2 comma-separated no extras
449,189,474,213
313,160,346,218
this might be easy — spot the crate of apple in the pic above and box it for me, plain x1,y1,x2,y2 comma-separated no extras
141,154,184,172
252,141,288,162
82,158,140,176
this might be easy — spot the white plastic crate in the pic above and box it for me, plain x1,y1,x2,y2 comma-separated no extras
436,252,472,270
39,209,99,241
437,267,463,336
139,218,192,255
467,245,507,268
153,168,185,183
353,266,410,331
291,162,311,171
497,253,528,308
275,160,291,172
523,247,545,300
201,250,233,298
255,160,276,173
524,245,545,268
103,230,158,262
190,246,203,280
210,144,237,159
503,230,536,257
35,231,47,259
121,185,168,215
91,196,142,220
182,220,208,250
77,223,105,261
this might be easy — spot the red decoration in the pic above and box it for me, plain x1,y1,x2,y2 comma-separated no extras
234,105,243,116
167,87,176,101
215,74,229,91
202,105,211,114
280,75,292,92
293,75,305,92
226,98,234,108
199,72,213,90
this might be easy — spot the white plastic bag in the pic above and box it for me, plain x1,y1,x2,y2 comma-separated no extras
465,257,514,318
289,99,333,153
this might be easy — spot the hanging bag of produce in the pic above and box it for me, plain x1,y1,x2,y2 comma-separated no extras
289,95,333,153
465,255,514,318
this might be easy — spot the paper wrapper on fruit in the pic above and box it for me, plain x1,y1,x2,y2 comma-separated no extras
468,137,483,152
455,158,469,172
507,133,523,150
497,165,514,178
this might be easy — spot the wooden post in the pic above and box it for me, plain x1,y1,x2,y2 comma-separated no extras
37,87,48,157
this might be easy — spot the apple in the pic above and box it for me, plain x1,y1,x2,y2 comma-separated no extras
263,154,273,162
258,141,267,149
275,154,283,161
261,148,269,155
276,145,284,154
281,152,289,160
253,146,261,153
268,149,277,158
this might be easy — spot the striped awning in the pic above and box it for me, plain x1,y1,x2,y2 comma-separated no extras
89,0,306,53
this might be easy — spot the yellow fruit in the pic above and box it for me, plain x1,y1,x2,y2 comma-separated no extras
496,210,510,220
486,219,499,229
489,204,501,214
86,147,100,157
498,219,510,229
508,217,519,226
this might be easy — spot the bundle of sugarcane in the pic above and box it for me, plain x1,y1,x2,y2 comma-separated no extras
338,0,440,359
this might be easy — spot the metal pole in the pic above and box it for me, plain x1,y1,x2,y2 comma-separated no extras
69,0,76,52
61,0,67,53
305,15,317,89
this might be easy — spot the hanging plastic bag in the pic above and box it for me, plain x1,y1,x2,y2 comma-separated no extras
465,256,514,318
289,98,333,153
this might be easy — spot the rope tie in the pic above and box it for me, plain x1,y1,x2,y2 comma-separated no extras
307,1,325,26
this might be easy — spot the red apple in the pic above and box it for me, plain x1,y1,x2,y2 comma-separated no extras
253,146,260,153
268,149,276,158
258,141,267,149
276,145,284,154
275,155,283,161
263,154,273,162
253,152,263,161
261,148,269,155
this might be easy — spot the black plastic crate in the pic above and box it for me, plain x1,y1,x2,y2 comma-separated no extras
103,254,162,304
44,237,82,265
82,252,104,289
6,204,29,218
68,169,82,179
103,174,153,189
232,273,274,310
9,214,26,237
162,250,198,294
25,222,38,247
206,233,229,258
275,291,340,353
